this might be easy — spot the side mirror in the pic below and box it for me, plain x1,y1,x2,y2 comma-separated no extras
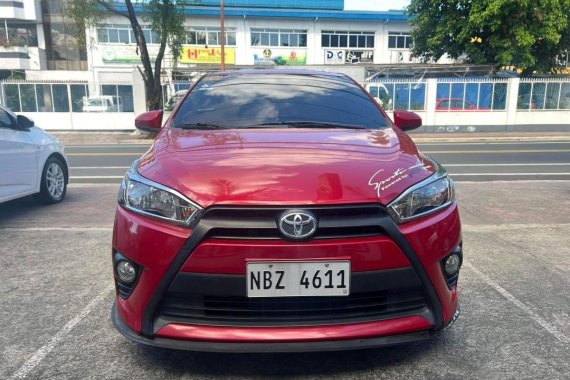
135,110,163,134
393,110,422,131
16,115,35,129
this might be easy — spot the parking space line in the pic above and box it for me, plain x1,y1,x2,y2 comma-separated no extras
423,149,570,154
70,176,124,179
464,262,569,344
0,227,112,232
453,173,570,176
443,163,570,167
70,166,129,169
9,284,115,379
463,223,570,233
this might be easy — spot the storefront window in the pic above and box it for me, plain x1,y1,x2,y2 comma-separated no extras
321,30,374,48
251,29,307,47
42,0,88,70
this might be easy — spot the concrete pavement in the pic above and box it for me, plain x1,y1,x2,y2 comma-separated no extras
1,182,569,379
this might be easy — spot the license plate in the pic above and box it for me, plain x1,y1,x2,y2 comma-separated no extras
246,261,350,297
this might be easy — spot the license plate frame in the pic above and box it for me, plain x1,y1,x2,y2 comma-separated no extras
246,261,351,298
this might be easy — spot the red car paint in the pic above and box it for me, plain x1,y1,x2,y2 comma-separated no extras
138,127,436,207
156,316,433,342
112,70,462,351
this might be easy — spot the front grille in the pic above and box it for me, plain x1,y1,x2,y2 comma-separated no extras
156,269,429,327
159,288,428,325
202,204,386,240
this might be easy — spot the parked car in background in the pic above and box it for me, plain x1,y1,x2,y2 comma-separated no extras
112,70,463,352
82,95,123,112
435,98,489,110
517,94,537,109
365,83,393,110
164,90,187,111
0,105,68,204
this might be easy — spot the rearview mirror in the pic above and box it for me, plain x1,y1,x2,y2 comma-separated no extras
135,110,163,134
16,115,35,129
393,110,422,131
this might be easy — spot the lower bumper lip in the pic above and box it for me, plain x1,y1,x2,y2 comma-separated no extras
112,302,435,352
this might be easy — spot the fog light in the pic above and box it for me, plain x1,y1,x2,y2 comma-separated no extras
116,260,137,283
444,254,461,274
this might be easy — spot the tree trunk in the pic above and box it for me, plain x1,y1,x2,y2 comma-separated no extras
145,81,163,111
124,0,161,110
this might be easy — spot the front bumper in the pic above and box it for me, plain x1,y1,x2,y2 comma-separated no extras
113,302,461,352
112,202,462,351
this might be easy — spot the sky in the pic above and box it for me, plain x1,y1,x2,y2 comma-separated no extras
344,0,410,11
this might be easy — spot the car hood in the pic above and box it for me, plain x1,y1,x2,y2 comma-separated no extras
138,127,436,207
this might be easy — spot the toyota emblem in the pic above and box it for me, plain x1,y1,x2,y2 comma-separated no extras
278,210,318,240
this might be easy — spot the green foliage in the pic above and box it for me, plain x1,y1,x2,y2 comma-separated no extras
143,0,186,67
66,0,104,48
66,0,187,110
407,0,570,73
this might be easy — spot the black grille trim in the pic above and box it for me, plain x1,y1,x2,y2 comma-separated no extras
141,203,444,337
203,205,387,240
156,268,430,327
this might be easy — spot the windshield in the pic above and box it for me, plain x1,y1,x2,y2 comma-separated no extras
173,73,389,129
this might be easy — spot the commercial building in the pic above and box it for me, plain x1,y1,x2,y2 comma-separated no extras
2,0,569,132
2,0,421,83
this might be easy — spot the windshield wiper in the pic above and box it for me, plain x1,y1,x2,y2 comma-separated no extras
174,122,231,130
253,121,366,129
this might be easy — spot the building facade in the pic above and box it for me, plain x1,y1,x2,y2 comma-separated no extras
2,0,421,82
0,0,46,74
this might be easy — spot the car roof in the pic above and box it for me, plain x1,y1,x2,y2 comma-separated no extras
203,69,353,82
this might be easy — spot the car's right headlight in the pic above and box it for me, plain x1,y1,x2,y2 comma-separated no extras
387,163,455,223
118,160,201,226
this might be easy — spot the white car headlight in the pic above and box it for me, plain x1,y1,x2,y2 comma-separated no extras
388,164,455,223
118,161,201,226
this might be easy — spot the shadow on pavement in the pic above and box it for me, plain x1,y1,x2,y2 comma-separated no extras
130,338,441,377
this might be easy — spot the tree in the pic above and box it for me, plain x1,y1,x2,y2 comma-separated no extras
406,0,570,74
68,0,185,110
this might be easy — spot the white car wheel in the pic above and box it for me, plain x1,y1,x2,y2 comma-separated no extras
36,156,67,204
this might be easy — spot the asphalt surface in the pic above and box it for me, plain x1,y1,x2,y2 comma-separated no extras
64,139,570,184
0,181,568,379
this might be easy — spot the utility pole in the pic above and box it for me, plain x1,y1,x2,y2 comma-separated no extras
220,0,225,71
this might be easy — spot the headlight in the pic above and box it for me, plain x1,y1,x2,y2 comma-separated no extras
118,160,201,226
387,163,455,223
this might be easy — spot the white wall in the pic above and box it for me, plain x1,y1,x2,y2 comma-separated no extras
20,112,136,131
84,14,418,71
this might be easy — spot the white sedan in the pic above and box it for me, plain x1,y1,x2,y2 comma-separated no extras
0,105,68,204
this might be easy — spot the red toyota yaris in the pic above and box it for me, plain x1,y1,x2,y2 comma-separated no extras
112,70,462,352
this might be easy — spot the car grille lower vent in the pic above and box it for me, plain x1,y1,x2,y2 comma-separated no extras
158,288,428,326
156,268,430,327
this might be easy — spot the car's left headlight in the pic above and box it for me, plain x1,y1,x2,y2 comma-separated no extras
387,163,455,223
118,160,201,226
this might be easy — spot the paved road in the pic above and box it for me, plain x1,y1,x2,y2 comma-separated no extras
64,139,570,184
0,182,568,379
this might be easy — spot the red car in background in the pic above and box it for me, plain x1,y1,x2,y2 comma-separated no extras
112,70,462,352
436,98,489,111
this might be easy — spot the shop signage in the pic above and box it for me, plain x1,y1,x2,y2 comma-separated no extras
180,47,236,64
253,48,306,65
101,46,154,64
324,49,345,64
345,50,374,64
